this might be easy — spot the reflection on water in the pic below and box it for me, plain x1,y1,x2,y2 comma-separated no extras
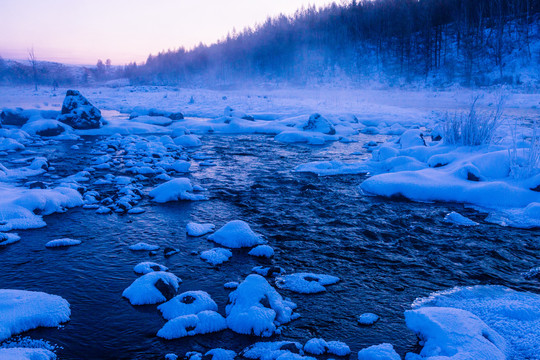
0,134,538,359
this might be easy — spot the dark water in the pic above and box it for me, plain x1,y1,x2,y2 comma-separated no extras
1,134,539,359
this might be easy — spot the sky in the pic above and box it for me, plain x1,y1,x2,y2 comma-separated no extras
0,0,337,66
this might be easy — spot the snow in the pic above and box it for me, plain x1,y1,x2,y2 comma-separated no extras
0,233,21,246
407,285,540,360
0,348,57,360
443,211,479,226
174,135,202,147
358,313,380,325
242,341,304,360
200,248,233,266
303,338,350,356
158,290,218,320
275,273,340,294
149,178,207,202
249,245,274,258
133,261,168,274
0,289,70,342
45,238,81,248
226,274,297,336
357,344,400,360
205,348,237,360
122,271,181,305
186,222,215,237
208,220,265,248
0,184,83,231
128,242,159,251
157,310,227,339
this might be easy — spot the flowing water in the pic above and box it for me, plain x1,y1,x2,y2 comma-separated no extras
1,132,539,359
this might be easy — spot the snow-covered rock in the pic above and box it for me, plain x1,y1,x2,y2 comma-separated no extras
157,310,226,339
358,312,380,325
407,285,540,360
57,90,102,129
200,248,232,266
0,289,70,341
226,274,297,336
303,113,336,135
208,220,265,248
45,238,81,248
205,348,237,360
443,211,479,226
149,178,206,203
0,348,57,360
248,245,274,258
133,262,168,275
122,272,181,305
174,135,202,147
128,242,159,251
304,338,350,356
357,344,400,360
241,341,304,360
186,222,215,237
275,273,339,294
158,290,218,320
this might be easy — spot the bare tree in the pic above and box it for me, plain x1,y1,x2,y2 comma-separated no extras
28,47,38,91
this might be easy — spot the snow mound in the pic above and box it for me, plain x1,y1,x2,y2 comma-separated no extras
0,289,70,341
249,245,274,258
129,242,159,251
408,285,540,360
0,348,57,360
241,341,304,360
157,310,226,339
186,222,215,237
45,238,81,248
158,290,218,320
174,135,202,147
205,348,237,360
122,271,181,305
200,248,232,266
208,220,265,248
0,233,21,246
133,262,168,274
226,274,297,336
304,338,350,356
358,312,380,325
149,178,207,203
357,344,400,360
303,114,336,135
443,211,479,226
275,273,340,294
0,184,83,231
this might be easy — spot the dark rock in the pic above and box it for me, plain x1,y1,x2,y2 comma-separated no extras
432,134,442,141
531,185,540,192
36,124,65,137
0,108,29,126
242,115,255,121
467,172,481,181
28,181,47,189
303,113,336,135
154,278,177,300
280,343,301,354
164,247,180,257
303,275,319,282
150,265,162,272
57,90,102,129
168,112,184,120
181,295,196,304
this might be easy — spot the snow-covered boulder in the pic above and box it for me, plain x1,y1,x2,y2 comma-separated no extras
226,274,297,336
174,135,202,147
208,220,265,248
157,310,227,339
45,238,81,248
357,344,400,360
158,290,218,320
0,289,70,341
249,245,274,258
303,114,335,135
133,261,168,274
0,348,57,360
186,222,215,237
57,90,102,129
149,178,207,203
200,248,232,265
241,341,304,360
0,108,29,126
122,271,181,305
399,129,426,149
407,285,540,360
128,242,159,251
21,120,68,137
224,106,254,121
358,312,380,325
303,338,350,356
443,211,478,226
275,273,339,294
205,349,237,360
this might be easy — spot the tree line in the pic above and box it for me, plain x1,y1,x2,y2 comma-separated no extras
127,0,539,86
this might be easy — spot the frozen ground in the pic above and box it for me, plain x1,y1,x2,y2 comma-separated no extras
0,85,539,359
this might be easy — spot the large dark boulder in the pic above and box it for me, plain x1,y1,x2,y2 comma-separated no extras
0,108,29,126
57,90,102,129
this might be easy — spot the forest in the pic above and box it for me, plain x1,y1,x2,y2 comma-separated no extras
123,0,539,87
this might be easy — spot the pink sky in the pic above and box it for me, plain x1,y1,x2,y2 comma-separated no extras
0,0,336,66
